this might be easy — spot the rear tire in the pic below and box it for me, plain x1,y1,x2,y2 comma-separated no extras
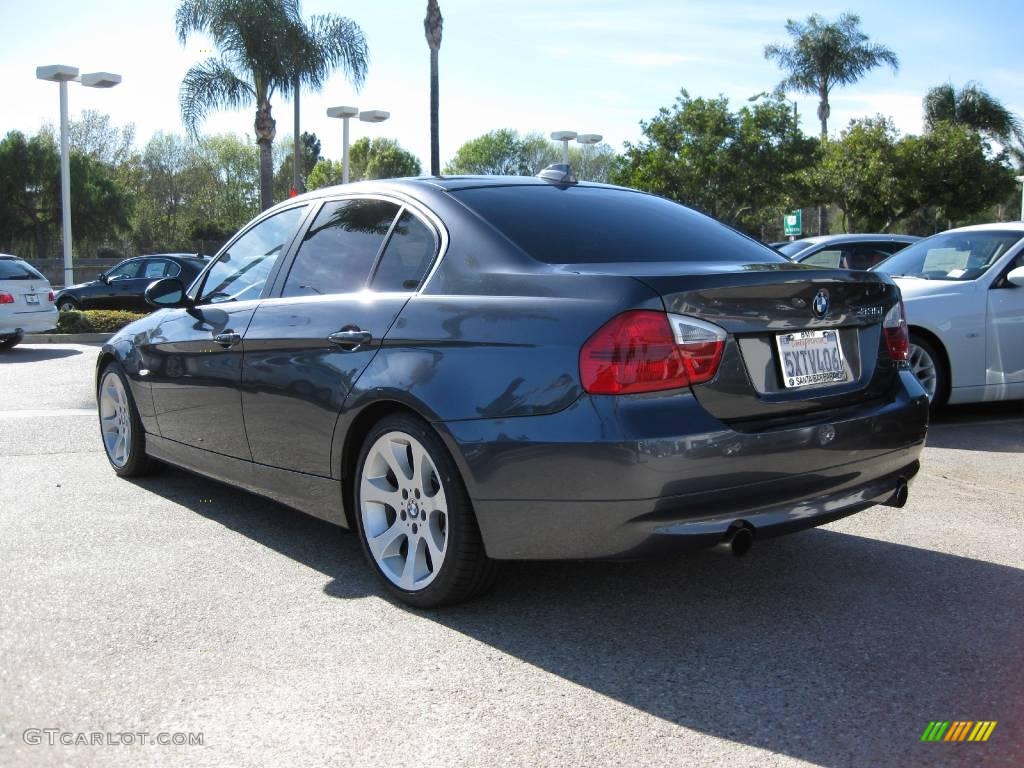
0,332,22,350
908,333,948,410
353,413,497,608
97,361,160,477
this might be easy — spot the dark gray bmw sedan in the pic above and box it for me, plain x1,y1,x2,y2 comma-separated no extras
96,171,929,607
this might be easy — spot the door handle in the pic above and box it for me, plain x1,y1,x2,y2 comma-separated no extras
328,329,373,350
213,332,241,348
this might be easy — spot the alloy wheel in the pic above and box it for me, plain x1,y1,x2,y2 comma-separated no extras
359,431,449,591
908,342,937,401
99,370,132,467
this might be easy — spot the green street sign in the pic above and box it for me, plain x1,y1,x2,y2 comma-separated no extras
784,210,802,236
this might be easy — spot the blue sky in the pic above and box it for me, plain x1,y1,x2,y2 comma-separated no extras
1,1,1021,168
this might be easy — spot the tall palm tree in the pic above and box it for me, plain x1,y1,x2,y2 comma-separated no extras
176,0,368,211
424,1,443,176
765,13,899,140
924,82,1024,146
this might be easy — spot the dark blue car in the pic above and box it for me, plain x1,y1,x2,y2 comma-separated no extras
95,172,929,607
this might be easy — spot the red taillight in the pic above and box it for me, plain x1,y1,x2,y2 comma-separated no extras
883,300,909,363
0,292,14,305
580,311,726,395
48,291,54,302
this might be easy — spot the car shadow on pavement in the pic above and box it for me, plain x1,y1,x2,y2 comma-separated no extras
0,346,82,363
133,468,1024,767
926,401,1024,453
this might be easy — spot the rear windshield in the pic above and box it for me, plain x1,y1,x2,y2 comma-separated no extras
0,259,45,280
451,185,786,265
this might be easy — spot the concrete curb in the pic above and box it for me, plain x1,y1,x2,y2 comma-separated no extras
22,333,114,344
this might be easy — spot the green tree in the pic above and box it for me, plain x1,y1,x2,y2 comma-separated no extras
445,129,528,175
809,117,1014,233
0,130,131,259
68,110,136,166
176,0,368,211
424,1,443,176
765,13,899,139
306,137,422,189
923,82,1024,146
808,117,905,232
613,91,817,233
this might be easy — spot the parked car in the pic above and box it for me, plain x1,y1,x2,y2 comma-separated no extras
872,223,1024,408
95,172,929,607
777,234,920,270
0,254,57,349
54,254,209,313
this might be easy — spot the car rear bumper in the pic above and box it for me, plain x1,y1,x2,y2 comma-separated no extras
441,370,928,559
1,307,58,336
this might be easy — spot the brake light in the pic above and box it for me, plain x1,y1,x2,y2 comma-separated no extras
0,292,14,304
883,300,909,364
580,311,726,395
48,291,54,302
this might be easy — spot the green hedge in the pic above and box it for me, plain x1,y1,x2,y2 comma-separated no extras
56,309,148,334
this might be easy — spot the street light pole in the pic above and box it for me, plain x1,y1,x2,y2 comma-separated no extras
1016,176,1024,221
37,65,121,287
550,131,577,165
327,107,389,184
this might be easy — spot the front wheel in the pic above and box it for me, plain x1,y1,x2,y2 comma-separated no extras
354,413,497,608
97,362,160,477
57,298,79,312
908,334,948,410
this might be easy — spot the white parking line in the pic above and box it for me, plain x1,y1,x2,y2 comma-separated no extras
0,409,97,418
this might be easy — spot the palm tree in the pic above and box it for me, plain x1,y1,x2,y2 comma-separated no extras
924,82,1024,146
424,1,443,176
765,13,899,140
176,0,368,211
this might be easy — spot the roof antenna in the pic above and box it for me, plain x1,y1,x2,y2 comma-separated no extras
537,164,578,184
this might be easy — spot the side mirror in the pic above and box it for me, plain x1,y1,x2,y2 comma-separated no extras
145,278,191,309
98,272,109,284
1007,266,1024,288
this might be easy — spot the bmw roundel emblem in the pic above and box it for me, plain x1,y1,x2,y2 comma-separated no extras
812,288,830,319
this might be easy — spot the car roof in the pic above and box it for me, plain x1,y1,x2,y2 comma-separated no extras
789,233,920,246
941,222,1024,234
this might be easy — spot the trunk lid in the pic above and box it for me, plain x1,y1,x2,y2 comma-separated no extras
626,263,904,424
0,278,52,316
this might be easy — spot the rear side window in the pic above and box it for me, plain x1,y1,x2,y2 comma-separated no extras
283,199,400,297
802,249,846,268
0,259,45,280
451,186,785,264
371,211,437,292
141,259,181,279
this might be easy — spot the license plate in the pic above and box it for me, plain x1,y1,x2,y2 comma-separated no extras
776,329,848,388
25,294,39,304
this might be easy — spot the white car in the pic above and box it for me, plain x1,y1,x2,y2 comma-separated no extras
873,223,1024,407
0,254,58,349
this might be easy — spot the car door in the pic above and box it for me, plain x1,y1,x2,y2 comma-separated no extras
986,250,1024,394
90,259,142,309
241,197,439,477
143,205,308,459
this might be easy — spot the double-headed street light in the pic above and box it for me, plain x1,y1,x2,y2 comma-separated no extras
37,65,121,287
550,131,604,177
326,106,390,184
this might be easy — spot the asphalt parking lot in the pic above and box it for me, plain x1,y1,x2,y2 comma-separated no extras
1,343,1022,767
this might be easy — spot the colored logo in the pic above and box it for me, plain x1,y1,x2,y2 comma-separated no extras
812,288,830,319
920,721,997,742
